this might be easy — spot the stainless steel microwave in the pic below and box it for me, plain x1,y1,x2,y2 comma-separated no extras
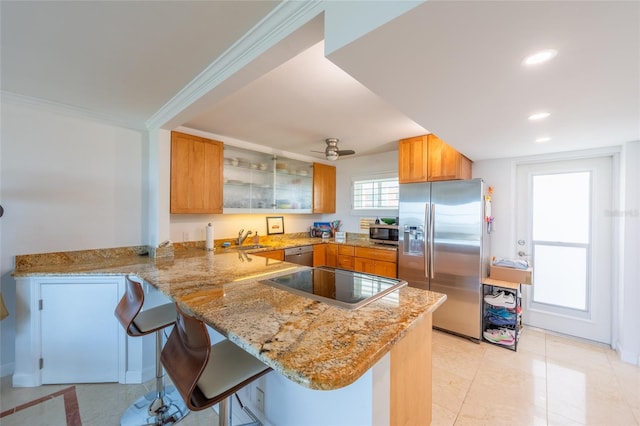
369,225,399,245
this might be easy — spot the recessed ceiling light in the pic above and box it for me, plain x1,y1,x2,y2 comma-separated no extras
535,137,552,143
523,49,558,66
528,112,550,121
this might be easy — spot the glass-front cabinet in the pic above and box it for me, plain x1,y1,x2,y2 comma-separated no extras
223,146,313,213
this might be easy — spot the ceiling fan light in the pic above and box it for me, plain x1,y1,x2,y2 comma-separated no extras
326,149,339,161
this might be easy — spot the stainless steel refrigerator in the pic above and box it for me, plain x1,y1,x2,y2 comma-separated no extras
398,178,490,340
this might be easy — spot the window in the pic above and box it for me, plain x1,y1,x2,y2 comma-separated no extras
531,171,591,310
352,176,399,210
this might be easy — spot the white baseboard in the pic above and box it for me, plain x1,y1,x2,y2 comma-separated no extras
618,347,640,366
123,363,155,384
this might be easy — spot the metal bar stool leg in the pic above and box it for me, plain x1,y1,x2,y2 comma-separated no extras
121,329,189,425
218,398,230,426
217,391,264,426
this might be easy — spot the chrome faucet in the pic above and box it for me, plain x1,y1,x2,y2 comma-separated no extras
236,229,253,245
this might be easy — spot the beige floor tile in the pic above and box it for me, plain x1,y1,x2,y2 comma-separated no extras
517,327,547,357
455,398,548,426
547,410,584,426
633,406,640,425
432,367,473,415
432,401,457,426
1,395,68,426
547,361,637,426
0,378,69,412
433,332,487,379
77,382,174,426
480,341,547,380
609,357,640,411
466,364,547,412
547,402,637,426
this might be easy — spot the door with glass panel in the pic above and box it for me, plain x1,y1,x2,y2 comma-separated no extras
516,156,612,344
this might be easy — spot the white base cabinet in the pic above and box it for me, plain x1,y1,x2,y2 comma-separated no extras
40,280,120,383
13,275,159,387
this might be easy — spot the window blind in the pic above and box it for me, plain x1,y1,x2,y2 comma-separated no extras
353,177,399,210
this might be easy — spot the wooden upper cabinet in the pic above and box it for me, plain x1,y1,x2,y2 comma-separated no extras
170,131,224,214
426,134,472,181
398,135,429,183
398,134,472,183
313,163,336,213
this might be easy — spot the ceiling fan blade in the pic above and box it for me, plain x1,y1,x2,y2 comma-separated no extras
336,149,355,156
310,150,325,154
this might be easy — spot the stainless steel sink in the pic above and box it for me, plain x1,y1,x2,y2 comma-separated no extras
235,244,271,251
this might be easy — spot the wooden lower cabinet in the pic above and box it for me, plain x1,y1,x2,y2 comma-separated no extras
325,244,337,267
337,245,355,270
313,244,326,266
253,249,285,261
354,247,398,278
315,244,398,278
354,257,397,278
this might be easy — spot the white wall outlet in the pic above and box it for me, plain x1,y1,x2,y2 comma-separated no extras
255,387,265,412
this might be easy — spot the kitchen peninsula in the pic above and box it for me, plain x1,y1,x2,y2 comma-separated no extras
13,241,446,425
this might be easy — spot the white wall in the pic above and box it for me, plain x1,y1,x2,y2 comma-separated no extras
473,144,640,364
0,100,145,375
619,140,640,364
169,214,324,244
471,158,517,259
329,150,399,234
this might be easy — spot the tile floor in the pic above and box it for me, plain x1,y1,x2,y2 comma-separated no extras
1,327,638,425
432,327,640,425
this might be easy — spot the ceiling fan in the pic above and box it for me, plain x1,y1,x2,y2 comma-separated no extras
313,138,356,161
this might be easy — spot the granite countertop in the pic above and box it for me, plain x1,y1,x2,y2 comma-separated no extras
214,236,399,253
13,238,445,390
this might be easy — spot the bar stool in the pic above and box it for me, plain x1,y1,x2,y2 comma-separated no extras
115,275,189,425
160,303,272,426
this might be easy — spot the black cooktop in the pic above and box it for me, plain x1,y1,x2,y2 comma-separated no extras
260,266,407,310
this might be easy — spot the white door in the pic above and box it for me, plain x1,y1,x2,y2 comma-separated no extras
41,280,121,383
516,156,613,344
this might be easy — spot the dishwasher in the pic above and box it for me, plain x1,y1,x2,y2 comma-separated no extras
284,245,314,266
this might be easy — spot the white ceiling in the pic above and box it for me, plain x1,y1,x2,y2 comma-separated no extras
0,1,280,126
1,1,638,162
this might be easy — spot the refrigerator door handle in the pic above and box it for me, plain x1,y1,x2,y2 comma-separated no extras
425,202,430,278
430,203,435,279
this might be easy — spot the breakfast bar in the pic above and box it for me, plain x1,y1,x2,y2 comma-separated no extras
13,245,446,424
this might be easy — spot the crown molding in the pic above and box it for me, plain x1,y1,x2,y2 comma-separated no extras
144,0,325,130
0,91,146,132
